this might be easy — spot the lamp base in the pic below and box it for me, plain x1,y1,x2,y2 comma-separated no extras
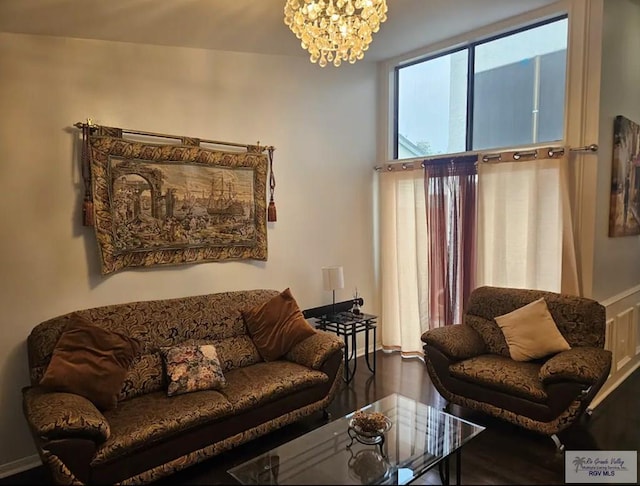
331,290,336,318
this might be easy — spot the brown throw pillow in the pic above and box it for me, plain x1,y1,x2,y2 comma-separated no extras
242,288,316,361
494,298,571,362
39,314,141,410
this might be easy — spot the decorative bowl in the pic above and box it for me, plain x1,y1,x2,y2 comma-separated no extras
348,411,392,445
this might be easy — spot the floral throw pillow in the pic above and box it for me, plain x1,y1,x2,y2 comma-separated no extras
160,344,226,397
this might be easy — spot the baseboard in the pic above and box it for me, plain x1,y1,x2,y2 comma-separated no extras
355,343,383,358
0,454,41,479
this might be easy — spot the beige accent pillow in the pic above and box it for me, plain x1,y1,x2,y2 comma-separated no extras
494,298,570,361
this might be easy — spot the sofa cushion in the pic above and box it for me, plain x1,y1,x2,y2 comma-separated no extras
40,314,141,410
539,347,612,385
285,331,345,370
27,290,279,390
212,335,263,372
465,286,606,349
495,298,570,361
449,355,548,403
118,335,264,403
242,288,316,361
421,324,486,361
222,361,328,411
160,344,227,396
118,353,165,402
94,390,233,464
23,387,111,443
464,314,511,357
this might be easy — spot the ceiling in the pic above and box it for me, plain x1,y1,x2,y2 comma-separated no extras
0,0,559,62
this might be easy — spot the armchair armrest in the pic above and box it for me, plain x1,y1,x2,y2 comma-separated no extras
285,331,344,370
421,324,486,361
22,386,110,443
539,347,612,386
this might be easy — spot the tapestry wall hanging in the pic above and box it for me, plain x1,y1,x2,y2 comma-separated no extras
609,115,640,237
77,123,274,275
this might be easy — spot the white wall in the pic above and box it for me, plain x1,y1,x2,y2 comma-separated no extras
0,33,378,469
589,0,640,406
592,0,640,301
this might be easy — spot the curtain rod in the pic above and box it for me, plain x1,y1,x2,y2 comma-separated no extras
374,143,598,172
73,121,275,152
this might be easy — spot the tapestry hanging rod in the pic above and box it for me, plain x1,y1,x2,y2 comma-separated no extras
374,143,598,172
73,120,275,152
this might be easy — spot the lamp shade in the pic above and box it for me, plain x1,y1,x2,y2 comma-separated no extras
322,266,344,291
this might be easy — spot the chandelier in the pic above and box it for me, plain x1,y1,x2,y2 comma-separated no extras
284,0,388,67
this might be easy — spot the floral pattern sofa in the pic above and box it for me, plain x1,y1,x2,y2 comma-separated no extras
421,286,612,443
22,290,344,485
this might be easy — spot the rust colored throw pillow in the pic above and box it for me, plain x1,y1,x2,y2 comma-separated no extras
40,314,141,410
243,288,316,361
494,298,571,362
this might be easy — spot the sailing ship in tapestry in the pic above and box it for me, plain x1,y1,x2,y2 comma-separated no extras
111,159,257,252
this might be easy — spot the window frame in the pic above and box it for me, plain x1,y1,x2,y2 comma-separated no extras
392,14,569,160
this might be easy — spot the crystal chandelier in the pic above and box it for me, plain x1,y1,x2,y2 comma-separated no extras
284,0,388,67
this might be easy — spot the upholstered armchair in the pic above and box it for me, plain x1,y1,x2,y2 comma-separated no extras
421,286,611,449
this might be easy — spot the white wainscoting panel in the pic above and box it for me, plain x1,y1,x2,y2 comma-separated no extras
592,286,640,408
635,303,640,355
605,317,615,377
614,308,634,371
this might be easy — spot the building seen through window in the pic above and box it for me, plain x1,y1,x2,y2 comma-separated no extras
395,17,568,159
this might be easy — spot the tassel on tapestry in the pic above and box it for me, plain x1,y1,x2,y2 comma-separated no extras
267,147,277,222
81,121,94,227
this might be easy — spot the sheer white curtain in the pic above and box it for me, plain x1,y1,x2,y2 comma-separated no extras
379,148,580,358
477,150,580,294
379,169,429,356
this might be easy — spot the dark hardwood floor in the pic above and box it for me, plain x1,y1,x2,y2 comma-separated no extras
3,351,638,485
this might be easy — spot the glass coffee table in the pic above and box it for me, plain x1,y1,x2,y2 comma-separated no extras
228,394,485,485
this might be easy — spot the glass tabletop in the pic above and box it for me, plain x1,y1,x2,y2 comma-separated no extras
313,311,377,326
227,393,485,485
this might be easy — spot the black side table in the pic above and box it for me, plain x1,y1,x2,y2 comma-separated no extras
309,311,377,384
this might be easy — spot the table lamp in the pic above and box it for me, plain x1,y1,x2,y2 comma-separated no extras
322,266,344,317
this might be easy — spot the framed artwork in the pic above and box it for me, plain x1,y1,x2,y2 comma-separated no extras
89,132,268,274
609,115,640,237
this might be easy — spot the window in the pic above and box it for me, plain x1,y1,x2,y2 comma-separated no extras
395,17,568,159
